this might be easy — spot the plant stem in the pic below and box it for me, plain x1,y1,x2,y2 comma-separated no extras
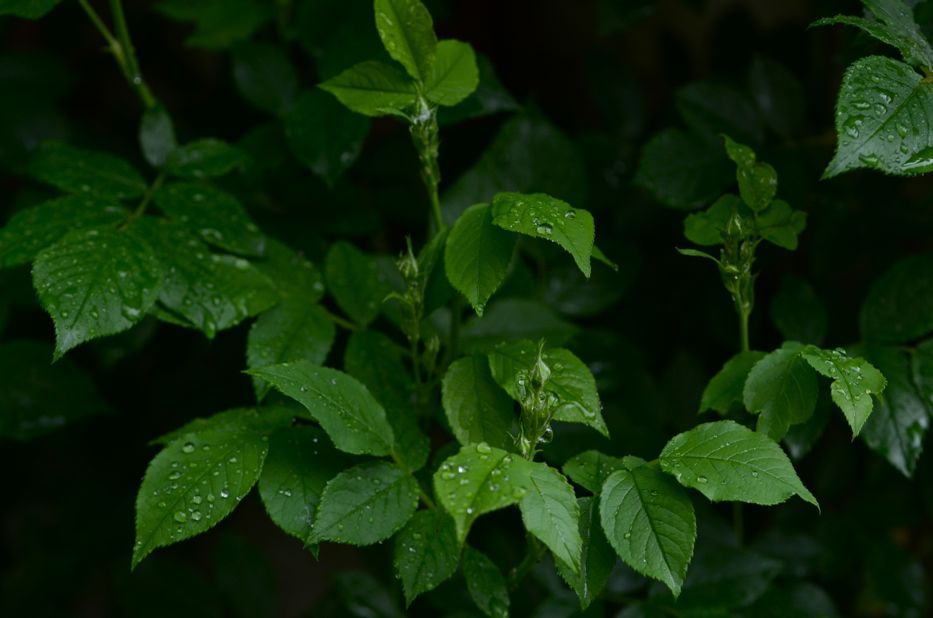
508,534,545,590
79,0,157,110
737,300,750,353
122,173,163,228
409,98,447,234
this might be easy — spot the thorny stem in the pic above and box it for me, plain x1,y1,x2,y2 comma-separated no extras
409,97,447,234
78,0,157,110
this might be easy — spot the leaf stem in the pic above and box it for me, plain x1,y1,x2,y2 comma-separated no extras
122,173,163,228
508,534,545,590
78,0,157,110
323,310,360,332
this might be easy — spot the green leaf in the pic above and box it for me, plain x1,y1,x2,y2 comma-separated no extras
823,56,933,177
345,330,430,472
755,200,807,250
324,241,393,326
683,194,740,246
460,298,578,353
247,301,335,400
461,547,509,618
434,443,525,542
487,340,608,437
0,196,126,268
553,497,615,610
441,355,515,450
164,139,247,179
861,344,930,477
0,0,61,18
247,361,395,456
231,42,298,116
139,106,177,168
133,410,270,567
599,457,697,597
32,227,162,358
700,350,766,414
308,461,419,545
28,140,147,199
442,112,587,224
393,510,460,605
319,61,418,117
562,450,625,494
154,0,272,49
437,53,519,125
257,426,344,540
634,128,733,210
676,81,764,145
133,218,278,338
491,192,595,277
444,202,516,315
742,342,818,440
747,56,806,139
151,406,295,446
254,237,326,302
284,89,371,187
722,135,777,211
517,461,583,574
676,247,720,263
659,420,819,508
770,276,827,345
373,0,437,81
801,345,886,437
860,253,933,343
153,182,266,257
0,339,109,440
814,0,933,72
424,40,479,106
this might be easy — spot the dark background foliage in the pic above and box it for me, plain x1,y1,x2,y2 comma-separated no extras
1,0,932,616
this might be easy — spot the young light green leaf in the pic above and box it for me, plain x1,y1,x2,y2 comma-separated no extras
324,241,393,326
32,227,162,358
153,182,266,257
444,202,516,315
0,196,126,268
490,192,595,277
231,42,298,116
133,218,278,338
345,330,430,472
441,355,515,450
308,461,419,545
814,0,933,72
634,128,734,210
861,344,930,477
683,194,740,247
424,39,479,106
462,547,509,618
770,276,827,345
488,340,608,437
258,426,344,540
801,345,886,437
29,140,147,199
553,497,615,610
133,413,270,567
163,139,247,179
284,89,371,187
517,461,583,574
860,253,933,343
562,450,625,494
659,420,819,508
723,135,777,212
599,457,696,597
139,106,177,168
319,61,418,117
743,342,818,440
434,443,525,543
393,509,460,605
700,350,766,414
755,200,807,250
0,339,110,440
824,56,933,178
373,0,437,81
247,361,395,456
247,301,335,400
676,247,720,263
